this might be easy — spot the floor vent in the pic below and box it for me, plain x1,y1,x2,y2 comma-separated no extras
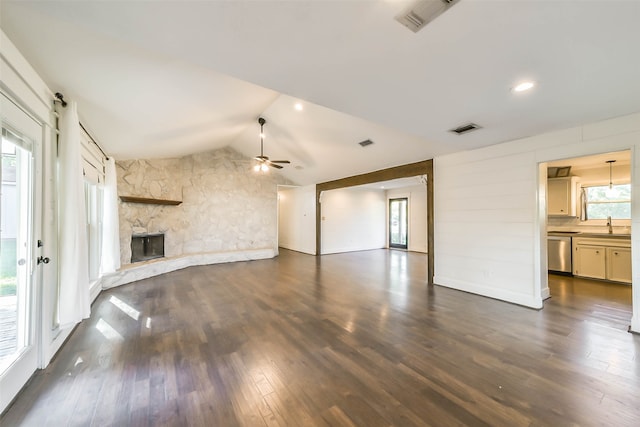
449,123,482,135
395,0,460,33
358,139,374,147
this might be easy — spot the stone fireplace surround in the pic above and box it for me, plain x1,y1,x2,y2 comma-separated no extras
102,147,292,289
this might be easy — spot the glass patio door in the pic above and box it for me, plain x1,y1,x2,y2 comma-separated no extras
389,198,408,249
0,93,42,413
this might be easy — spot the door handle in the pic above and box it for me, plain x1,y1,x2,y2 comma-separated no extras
18,258,26,266
37,256,50,265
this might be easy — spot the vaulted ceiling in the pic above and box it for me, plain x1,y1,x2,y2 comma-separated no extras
2,1,640,185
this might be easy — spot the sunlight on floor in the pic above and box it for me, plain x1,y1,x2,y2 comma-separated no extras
95,318,123,341
108,295,140,321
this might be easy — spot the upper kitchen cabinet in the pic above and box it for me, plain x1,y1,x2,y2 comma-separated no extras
548,177,580,216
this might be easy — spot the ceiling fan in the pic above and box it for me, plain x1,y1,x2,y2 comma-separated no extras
254,117,290,171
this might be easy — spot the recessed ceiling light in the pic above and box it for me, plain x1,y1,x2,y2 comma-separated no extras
512,81,535,93
294,102,303,111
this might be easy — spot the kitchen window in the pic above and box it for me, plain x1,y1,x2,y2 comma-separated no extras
584,184,631,219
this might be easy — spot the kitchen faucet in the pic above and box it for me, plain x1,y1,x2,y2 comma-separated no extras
607,216,613,234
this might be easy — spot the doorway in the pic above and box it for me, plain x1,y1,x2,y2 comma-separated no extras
389,198,408,249
0,94,42,413
544,150,632,323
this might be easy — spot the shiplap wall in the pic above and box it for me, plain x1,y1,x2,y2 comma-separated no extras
434,112,640,332
435,151,539,307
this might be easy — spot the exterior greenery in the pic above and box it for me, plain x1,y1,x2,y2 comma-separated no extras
585,184,631,219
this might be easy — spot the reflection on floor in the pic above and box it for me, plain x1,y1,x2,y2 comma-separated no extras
548,273,632,330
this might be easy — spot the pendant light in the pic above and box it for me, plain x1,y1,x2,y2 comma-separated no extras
605,160,618,198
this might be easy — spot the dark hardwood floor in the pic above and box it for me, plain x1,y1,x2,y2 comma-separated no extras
2,250,638,426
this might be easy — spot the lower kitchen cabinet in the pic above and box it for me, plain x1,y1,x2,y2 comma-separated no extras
606,247,632,283
573,237,631,284
573,245,606,279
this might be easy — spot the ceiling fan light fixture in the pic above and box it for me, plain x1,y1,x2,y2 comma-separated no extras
253,117,290,173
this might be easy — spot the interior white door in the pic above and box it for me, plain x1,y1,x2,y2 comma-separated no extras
0,93,42,414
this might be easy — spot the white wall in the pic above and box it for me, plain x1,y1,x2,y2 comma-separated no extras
434,111,640,333
278,185,316,255
321,187,386,254
387,184,427,253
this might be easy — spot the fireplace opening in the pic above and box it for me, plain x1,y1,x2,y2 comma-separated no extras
131,233,165,263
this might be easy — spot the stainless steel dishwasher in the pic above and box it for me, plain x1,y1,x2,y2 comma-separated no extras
547,233,574,274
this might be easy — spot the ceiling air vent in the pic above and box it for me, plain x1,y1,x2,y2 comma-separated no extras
449,123,482,135
395,0,460,33
358,139,374,147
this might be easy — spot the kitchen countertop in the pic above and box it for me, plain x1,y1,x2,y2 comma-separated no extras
548,231,631,239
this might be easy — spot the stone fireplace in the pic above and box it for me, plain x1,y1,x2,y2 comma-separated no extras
131,233,165,263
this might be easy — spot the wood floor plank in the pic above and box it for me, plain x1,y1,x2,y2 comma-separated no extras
1,250,638,426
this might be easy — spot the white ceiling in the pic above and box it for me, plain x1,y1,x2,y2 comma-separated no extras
2,1,640,186
548,150,631,170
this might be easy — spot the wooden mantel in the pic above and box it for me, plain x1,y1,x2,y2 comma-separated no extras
119,196,182,206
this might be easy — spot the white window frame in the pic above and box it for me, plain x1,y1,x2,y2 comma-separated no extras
582,182,632,224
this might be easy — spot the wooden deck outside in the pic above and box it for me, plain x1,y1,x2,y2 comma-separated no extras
0,295,17,362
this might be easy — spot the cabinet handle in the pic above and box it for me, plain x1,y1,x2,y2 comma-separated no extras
614,252,618,255
596,251,599,254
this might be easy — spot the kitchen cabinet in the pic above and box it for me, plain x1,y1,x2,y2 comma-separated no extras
573,244,606,279
573,237,631,283
606,247,632,283
548,177,579,216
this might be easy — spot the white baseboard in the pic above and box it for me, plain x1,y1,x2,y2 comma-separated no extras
89,279,102,303
434,275,544,309
101,248,276,290
321,245,385,255
541,285,551,300
631,315,640,334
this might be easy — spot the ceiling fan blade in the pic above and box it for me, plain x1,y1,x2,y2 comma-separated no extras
266,160,283,169
270,160,290,164
255,155,269,161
